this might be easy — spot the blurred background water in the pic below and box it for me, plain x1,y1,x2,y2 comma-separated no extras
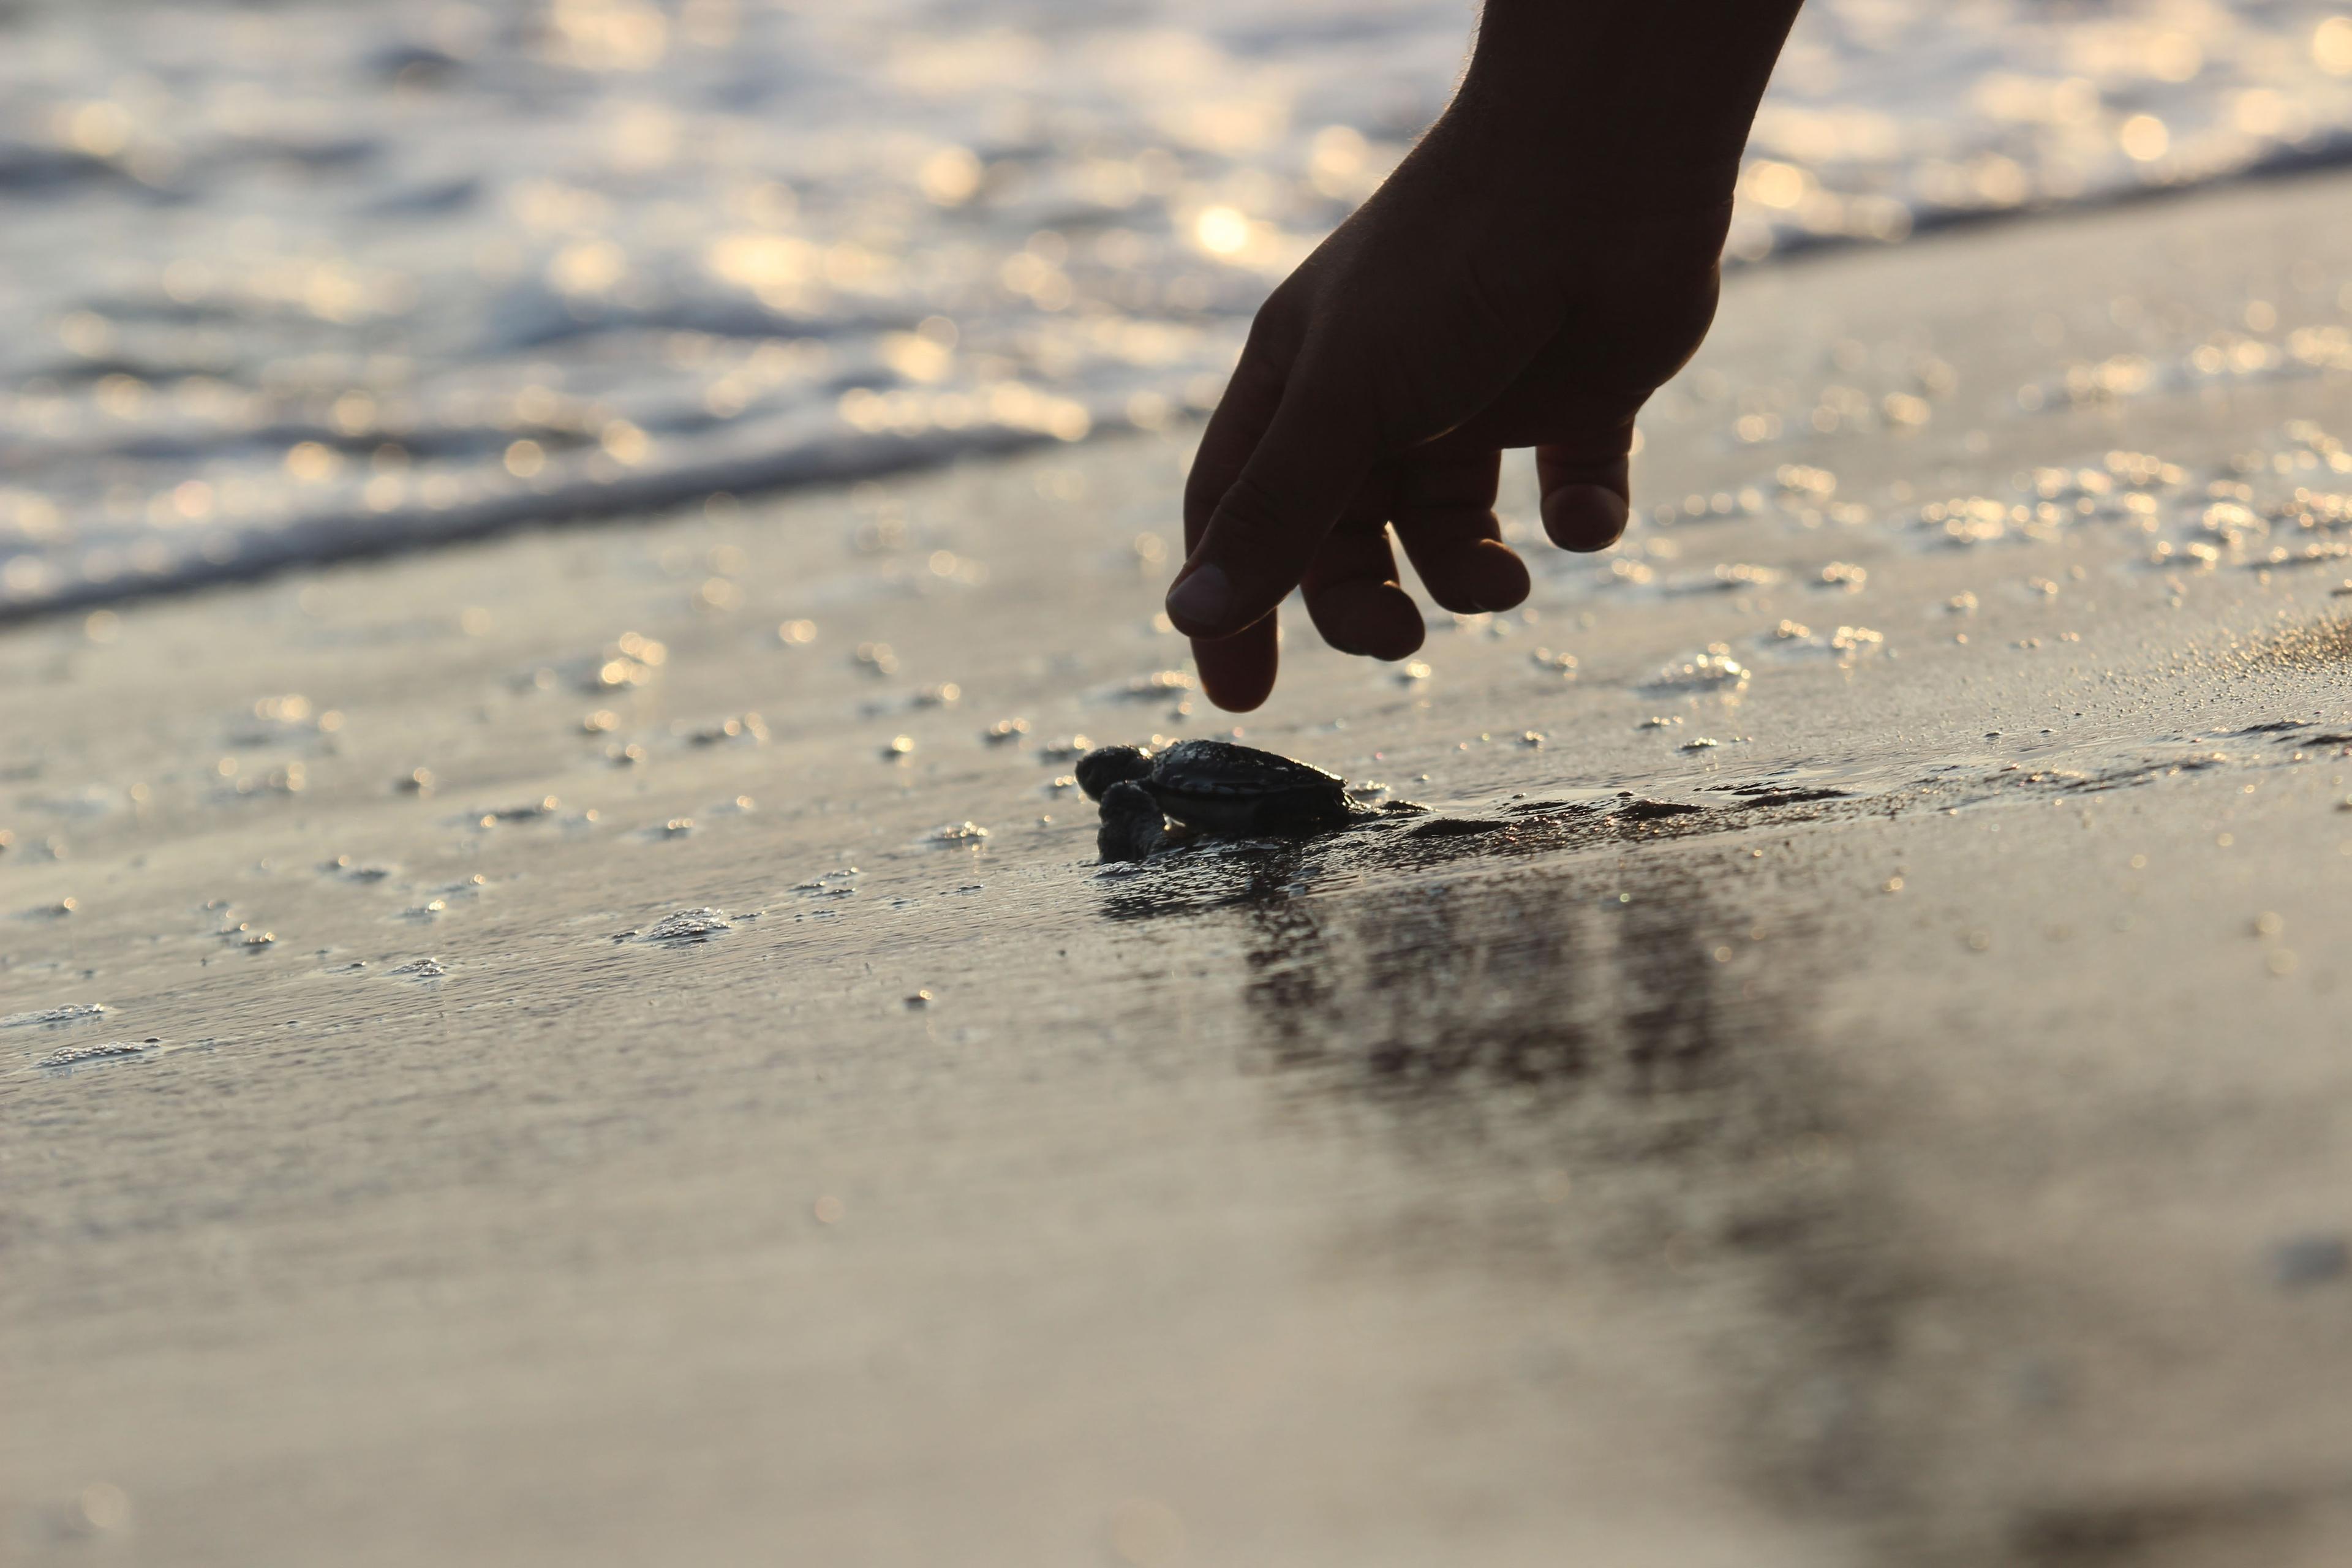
4,0,2350,617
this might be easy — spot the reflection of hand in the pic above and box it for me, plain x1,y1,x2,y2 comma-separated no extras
1166,1,1803,711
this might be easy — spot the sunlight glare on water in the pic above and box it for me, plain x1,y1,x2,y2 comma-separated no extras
4,0,2352,612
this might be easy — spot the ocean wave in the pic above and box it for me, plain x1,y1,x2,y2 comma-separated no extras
4,0,2351,617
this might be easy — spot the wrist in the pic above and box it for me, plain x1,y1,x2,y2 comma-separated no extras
1454,1,1800,207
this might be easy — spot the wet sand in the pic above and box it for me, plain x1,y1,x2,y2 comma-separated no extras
7,171,2352,1566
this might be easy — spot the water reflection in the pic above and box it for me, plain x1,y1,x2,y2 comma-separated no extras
1235,858,1752,1111
1147,819,1925,1522
1098,803,1799,1117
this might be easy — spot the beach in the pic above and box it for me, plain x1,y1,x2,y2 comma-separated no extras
6,162,2352,1564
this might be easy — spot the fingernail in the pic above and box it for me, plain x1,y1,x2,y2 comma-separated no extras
1544,484,1630,551
1166,564,1234,631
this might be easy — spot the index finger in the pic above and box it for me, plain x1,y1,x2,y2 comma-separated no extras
1166,363,1379,642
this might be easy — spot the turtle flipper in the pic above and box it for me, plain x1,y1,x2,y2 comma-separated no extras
1096,780,1170,863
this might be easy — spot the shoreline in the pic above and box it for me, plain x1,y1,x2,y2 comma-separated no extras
9,146,2352,633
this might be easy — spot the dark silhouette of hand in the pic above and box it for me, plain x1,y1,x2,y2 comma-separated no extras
1166,1,1803,710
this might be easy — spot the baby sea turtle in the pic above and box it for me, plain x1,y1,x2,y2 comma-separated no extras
1078,739,1373,862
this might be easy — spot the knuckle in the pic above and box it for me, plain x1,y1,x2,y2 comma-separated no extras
1243,292,1306,357
1541,413,1640,470
1212,469,1293,537
1182,464,1224,518
1399,458,1496,511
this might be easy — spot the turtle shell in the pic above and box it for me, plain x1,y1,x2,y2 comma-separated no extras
1144,740,1354,834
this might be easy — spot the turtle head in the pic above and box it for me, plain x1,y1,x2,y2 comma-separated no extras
1075,744,1154,801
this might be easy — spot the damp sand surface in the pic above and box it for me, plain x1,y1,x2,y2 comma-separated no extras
7,173,2352,1566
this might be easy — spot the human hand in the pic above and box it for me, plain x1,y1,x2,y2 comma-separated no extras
1166,1,1800,710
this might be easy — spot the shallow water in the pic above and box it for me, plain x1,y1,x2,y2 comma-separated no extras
6,0,2352,615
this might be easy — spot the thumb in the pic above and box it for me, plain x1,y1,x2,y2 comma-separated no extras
1536,410,1641,552
1166,377,1378,639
